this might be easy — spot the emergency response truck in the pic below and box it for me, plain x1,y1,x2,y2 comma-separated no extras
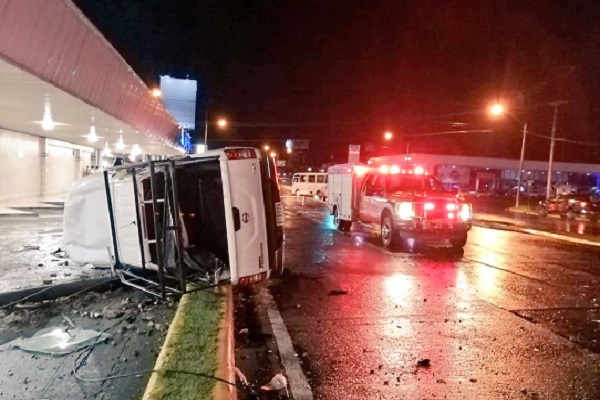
327,163,472,249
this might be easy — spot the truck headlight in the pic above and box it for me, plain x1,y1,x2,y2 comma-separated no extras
396,202,415,220
459,204,472,221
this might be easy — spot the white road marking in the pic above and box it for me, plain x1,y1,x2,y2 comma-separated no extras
262,287,313,400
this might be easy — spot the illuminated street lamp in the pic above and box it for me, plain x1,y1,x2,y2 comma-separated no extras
151,88,162,98
286,148,292,154
384,131,393,140
203,114,228,151
489,103,504,117
264,145,270,151
488,104,528,208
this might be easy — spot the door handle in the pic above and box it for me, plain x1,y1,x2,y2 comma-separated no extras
232,207,241,231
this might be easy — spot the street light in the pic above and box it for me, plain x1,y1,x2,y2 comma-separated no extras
151,88,162,98
488,104,528,208
384,131,393,140
263,145,270,151
203,113,228,151
489,103,504,117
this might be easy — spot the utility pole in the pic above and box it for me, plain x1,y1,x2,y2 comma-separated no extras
203,111,208,151
546,101,568,199
515,123,528,208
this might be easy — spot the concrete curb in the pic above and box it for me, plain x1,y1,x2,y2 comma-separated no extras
141,286,237,400
472,219,600,247
214,286,237,400
0,276,118,307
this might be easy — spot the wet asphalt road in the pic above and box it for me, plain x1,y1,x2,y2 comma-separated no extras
267,196,600,399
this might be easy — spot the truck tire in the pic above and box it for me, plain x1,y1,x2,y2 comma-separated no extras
381,212,398,249
450,234,468,249
333,207,351,231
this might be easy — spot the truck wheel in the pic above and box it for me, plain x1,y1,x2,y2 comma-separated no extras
566,208,576,220
537,206,548,218
450,234,467,248
333,208,351,232
381,212,398,249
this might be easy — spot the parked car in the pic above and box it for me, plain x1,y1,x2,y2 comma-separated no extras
538,195,600,221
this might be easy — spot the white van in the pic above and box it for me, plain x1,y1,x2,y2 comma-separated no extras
291,172,328,197
63,147,284,289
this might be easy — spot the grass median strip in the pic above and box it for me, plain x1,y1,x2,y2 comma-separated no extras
144,287,223,400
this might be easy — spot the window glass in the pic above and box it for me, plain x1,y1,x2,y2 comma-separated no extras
386,176,423,192
317,175,325,183
300,175,308,182
308,175,316,183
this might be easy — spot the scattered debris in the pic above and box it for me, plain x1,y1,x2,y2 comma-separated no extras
62,314,76,329
21,245,40,252
261,373,288,395
235,367,249,386
9,326,109,356
101,307,124,319
42,277,53,285
238,328,249,335
436,378,446,384
416,359,431,367
469,378,477,383
328,289,348,296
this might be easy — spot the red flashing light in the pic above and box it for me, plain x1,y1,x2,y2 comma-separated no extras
446,204,456,211
390,165,401,174
414,166,425,175
379,165,390,174
225,148,257,160
448,212,455,219
424,202,434,211
354,165,369,176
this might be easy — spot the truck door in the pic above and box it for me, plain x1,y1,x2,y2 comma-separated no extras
360,174,384,222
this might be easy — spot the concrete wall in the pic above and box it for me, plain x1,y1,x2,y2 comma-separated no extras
0,128,93,202
0,129,41,202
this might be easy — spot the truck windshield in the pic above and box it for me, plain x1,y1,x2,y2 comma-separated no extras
386,175,446,193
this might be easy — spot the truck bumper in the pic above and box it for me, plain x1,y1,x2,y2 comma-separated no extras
394,220,471,244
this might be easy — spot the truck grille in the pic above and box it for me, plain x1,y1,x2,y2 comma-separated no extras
419,199,458,220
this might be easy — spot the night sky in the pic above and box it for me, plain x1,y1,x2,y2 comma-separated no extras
73,0,600,166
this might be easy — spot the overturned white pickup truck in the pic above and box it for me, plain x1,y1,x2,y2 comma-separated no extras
63,147,284,296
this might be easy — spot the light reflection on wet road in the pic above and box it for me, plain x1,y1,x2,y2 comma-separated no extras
270,196,600,399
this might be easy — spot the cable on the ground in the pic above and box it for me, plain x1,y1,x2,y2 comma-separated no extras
70,309,260,398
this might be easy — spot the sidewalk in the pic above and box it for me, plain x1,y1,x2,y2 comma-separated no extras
0,194,64,217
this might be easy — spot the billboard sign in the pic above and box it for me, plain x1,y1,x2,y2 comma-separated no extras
348,144,361,163
160,75,197,129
